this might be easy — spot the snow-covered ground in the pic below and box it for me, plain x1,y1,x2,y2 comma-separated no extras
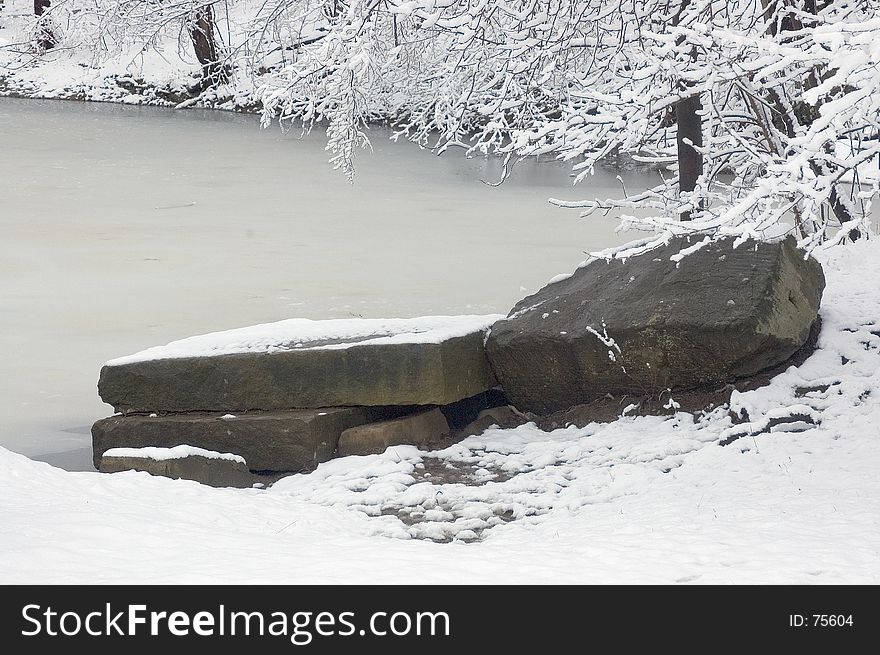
2,242,878,584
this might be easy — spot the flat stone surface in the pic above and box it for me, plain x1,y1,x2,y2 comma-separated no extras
98,316,500,413
92,407,376,472
99,451,253,488
337,408,450,456
486,236,825,414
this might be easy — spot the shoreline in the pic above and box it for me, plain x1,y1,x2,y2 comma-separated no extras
0,70,263,115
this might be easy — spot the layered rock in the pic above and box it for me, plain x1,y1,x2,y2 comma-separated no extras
93,316,503,475
486,236,825,414
93,407,376,472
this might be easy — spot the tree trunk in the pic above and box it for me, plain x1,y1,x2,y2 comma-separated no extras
762,0,859,239
34,0,55,50
189,5,225,85
675,93,703,220
673,0,702,221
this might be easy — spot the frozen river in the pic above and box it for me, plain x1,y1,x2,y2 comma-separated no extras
0,97,652,470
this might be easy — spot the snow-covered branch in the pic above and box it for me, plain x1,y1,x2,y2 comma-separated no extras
8,0,878,251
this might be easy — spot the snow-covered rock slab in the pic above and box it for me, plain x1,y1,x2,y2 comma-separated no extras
98,445,253,488
98,316,502,412
92,408,376,473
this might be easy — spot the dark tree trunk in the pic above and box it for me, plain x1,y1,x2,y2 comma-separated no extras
673,0,702,221
762,0,860,239
675,93,703,220
189,5,226,85
34,0,55,50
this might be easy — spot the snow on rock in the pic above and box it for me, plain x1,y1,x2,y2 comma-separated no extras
102,445,246,465
105,315,502,366
98,315,502,411
1,243,879,582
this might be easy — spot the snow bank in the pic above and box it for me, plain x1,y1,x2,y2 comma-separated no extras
106,315,503,366
102,445,246,465
1,243,879,583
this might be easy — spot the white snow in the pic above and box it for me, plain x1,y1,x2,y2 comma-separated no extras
1,242,879,583
102,445,246,465
106,315,503,366
546,273,572,284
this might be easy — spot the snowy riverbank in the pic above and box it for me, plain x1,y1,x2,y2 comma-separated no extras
2,242,878,584
0,1,262,111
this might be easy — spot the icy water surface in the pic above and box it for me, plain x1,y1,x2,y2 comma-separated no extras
0,97,653,469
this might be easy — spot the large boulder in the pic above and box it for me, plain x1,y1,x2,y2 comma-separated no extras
98,316,500,413
486,236,825,414
98,446,253,488
92,407,376,472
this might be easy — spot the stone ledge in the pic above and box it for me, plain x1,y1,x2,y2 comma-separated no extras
99,323,499,413
92,407,377,473
98,447,253,488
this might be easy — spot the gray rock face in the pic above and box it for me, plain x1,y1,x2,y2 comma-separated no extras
98,333,497,413
99,452,254,488
92,408,375,472
337,408,450,456
486,236,825,414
